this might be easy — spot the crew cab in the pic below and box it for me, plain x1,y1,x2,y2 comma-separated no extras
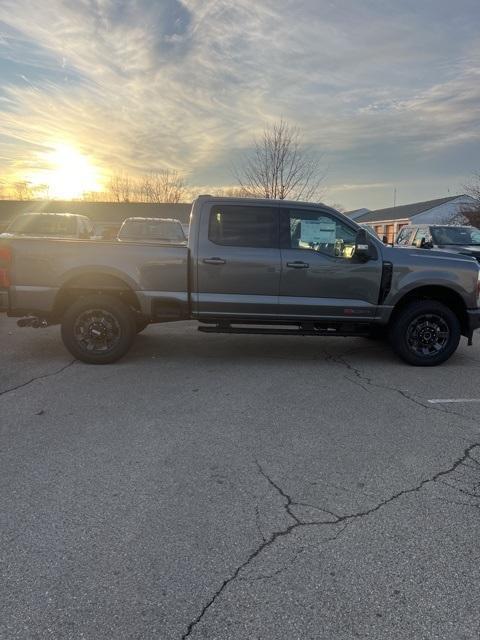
1,196,479,366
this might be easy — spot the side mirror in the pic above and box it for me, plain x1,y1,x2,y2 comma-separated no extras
355,228,371,261
382,235,388,244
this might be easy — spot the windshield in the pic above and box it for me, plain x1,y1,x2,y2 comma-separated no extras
431,226,480,246
7,214,77,236
118,219,186,242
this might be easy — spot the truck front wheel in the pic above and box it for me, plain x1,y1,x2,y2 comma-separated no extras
61,294,136,364
389,300,460,366
136,318,150,334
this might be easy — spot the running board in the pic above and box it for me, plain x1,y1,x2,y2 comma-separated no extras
198,323,370,337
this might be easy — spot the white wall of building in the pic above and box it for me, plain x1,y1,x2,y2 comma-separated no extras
412,195,476,224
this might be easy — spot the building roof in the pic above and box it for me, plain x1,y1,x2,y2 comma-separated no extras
344,207,371,220
0,200,193,224
354,195,465,223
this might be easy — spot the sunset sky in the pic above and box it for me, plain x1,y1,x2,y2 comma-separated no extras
0,0,479,209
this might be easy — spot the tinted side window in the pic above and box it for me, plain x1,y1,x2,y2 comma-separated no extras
209,206,278,248
26,215,77,236
286,209,357,259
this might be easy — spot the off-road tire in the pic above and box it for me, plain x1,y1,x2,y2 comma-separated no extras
61,294,136,364
389,300,460,366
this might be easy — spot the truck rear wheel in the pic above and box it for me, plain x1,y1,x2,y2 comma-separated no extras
389,300,460,366
61,294,136,364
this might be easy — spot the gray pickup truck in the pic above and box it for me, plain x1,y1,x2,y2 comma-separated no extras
1,196,479,366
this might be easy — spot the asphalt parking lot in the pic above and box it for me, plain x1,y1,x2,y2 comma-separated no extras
1,315,480,639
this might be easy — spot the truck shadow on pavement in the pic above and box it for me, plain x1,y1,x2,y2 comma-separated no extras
127,326,398,367
124,323,478,372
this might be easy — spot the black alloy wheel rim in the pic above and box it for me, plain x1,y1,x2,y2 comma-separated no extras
73,309,122,353
406,313,450,357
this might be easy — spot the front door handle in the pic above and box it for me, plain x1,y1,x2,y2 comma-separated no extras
203,257,226,265
286,261,309,269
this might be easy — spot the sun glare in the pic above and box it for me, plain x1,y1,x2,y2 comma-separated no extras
28,144,103,199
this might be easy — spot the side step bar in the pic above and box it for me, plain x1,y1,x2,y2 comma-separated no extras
198,322,371,337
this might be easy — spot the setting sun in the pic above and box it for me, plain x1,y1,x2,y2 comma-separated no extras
27,144,103,199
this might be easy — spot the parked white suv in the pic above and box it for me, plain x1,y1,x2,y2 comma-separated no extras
1,212,96,239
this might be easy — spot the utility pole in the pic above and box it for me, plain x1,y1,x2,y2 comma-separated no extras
393,187,397,208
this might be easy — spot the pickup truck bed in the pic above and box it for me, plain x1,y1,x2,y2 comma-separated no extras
1,195,479,366
3,237,189,321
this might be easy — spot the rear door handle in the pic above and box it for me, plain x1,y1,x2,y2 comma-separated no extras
203,257,226,265
286,261,309,269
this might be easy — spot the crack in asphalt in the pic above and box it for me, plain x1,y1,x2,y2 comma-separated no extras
325,351,440,412
325,350,479,428
180,521,300,639
180,444,480,638
254,505,266,543
255,460,301,525
0,360,76,398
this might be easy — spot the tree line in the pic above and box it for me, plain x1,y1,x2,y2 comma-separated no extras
0,119,479,227
0,120,324,204
0,169,189,204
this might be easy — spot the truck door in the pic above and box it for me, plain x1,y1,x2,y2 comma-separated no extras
194,203,281,318
278,207,383,320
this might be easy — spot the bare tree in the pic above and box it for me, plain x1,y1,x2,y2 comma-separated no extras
105,170,187,203
459,173,480,228
235,119,324,201
213,186,255,198
139,170,187,203
82,190,109,202
108,173,132,202
31,183,50,199
466,172,480,201
458,206,480,228
13,181,33,200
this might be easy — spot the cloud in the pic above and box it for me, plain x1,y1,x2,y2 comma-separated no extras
0,0,479,206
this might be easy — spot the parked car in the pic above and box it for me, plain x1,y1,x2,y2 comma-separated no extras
1,196,479,366
396,224,480,262
0,212,96,240
117,217,186,244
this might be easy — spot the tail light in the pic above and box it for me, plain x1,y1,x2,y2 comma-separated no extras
0,245,11,288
